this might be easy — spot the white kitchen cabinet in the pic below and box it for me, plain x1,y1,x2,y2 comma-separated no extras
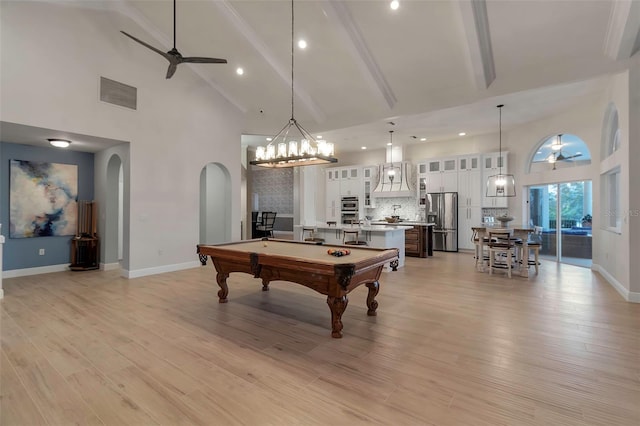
325,170,340,222
481,151,509,207
426,157,458,193
458,206,482,250
458,155,482,208
363,166,377,208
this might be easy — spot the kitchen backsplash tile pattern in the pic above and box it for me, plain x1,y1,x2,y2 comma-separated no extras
367,197,421,221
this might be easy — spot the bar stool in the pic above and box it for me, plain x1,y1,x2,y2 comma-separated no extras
302,226,325,243
343,229,367,246
515,226,542,274
488,231,516,278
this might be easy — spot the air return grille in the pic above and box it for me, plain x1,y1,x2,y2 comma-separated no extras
100,77,137,110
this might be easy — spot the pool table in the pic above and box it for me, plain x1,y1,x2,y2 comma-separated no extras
197,238,399,338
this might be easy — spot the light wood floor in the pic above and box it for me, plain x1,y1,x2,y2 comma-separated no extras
2,253,639,425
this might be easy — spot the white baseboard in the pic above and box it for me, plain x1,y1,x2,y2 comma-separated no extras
124,260,201,279
3,264,70,278
101,262,120,271
592,264,640,303
0,289,4,299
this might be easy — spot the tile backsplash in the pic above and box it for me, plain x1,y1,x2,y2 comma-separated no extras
366,197,421,221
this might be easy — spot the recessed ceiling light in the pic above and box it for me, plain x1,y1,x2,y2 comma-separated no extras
361,146,367,150
458,132,466,136
298,39,307,49
48,139,71,148
387,142,393,146
420,137,426,141
316,135,323,139
266,137,273,141
236,67,244,75
390,1,399,10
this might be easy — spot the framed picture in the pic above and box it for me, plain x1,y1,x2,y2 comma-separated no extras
9,159,78,238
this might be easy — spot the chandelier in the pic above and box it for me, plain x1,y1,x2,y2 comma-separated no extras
249,0,337,168
486,104,516,197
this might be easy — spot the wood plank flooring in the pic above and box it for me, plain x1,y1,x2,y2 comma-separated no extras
1,252,639,425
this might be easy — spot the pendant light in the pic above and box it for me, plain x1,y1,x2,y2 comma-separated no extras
387,130,395,183
486,104,516,197
249,0,337,168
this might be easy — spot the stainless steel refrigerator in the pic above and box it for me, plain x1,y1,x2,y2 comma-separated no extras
426,192,458,252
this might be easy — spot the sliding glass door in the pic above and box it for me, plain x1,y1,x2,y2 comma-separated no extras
528,181,592,266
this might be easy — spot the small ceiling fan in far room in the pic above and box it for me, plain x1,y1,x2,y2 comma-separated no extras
538,134,583,170
121,0,227,79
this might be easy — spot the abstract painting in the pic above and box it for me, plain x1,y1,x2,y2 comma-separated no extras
9,160,78,238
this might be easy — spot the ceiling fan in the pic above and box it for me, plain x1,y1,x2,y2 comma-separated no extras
537,134,582,169
121,0,227,79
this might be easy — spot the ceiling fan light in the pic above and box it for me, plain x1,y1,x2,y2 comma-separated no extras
48,139,71,148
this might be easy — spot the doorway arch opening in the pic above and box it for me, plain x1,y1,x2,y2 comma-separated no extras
200,163,232,244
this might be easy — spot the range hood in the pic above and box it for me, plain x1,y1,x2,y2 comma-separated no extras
372,161,414,197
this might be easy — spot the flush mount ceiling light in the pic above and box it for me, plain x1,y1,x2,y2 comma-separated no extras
250,0,337,168
486,104,516,197
48,139,71,148
390,1,400,10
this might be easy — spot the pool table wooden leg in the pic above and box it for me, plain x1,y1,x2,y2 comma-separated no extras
366,281,379,316
326,295,349,338
216,272,229,303
261,279,270,291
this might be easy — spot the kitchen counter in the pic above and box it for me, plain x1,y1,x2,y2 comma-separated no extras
370,221,436,226
293,223,410,270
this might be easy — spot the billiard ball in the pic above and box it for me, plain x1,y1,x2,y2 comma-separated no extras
263,242,268,247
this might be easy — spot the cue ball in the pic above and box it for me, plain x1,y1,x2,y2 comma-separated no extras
263,242,268,247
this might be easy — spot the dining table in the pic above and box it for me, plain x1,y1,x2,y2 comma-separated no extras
473,224,534,277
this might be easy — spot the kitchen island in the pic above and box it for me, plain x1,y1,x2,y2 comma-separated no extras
371,221,436,258
294,223,412,270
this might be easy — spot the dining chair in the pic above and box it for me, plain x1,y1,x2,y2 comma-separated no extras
471,227,490,269
488,230,516,278
256,212,277,237
515,225,542,274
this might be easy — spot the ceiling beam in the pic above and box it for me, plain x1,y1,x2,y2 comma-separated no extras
457,0,496,89
604,0,640,60
320,0,396,110
211,0,326,124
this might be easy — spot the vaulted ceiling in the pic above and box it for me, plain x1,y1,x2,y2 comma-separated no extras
6,0,640,152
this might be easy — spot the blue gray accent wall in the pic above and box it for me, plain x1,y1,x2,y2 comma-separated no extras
0,142,94,270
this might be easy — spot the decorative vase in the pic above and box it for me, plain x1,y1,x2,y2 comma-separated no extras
497,215,514,227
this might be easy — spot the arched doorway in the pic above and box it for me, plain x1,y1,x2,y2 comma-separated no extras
200,163,232,245
104,154,123,268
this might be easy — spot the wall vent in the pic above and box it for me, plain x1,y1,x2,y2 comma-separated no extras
100,77,137,110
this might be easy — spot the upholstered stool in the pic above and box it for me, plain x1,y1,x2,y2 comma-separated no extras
302,227,325,243
343,229,367,246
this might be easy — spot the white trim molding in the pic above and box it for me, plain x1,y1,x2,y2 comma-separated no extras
3,264,70,279
123,260,201,279
101,262,121,272
592,263,640,303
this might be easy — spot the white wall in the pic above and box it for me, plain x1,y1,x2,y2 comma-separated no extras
1,2,243,276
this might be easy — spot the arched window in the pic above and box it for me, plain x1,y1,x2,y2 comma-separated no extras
601,103,621,158
529,134,591,173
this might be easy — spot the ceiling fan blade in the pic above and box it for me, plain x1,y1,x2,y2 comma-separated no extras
563,153,583,160
166,63,178,79
121,31,170,60
181,57,228,64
